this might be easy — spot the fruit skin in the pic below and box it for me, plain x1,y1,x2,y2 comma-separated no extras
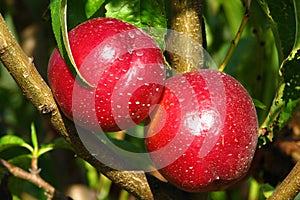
48,18,165,132
145,69,258,192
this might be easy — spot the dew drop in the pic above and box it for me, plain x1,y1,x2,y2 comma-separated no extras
179,98,185,102
135,51,144,56
135,30,142,35
128,31,135,38
128,49,133,54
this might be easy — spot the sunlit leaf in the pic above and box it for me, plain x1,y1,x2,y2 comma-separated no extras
0,135,32,152
50,0,94,88
30,123,38,152
85,0,105,18
60,0,94,88
38,138,73,157
261,183,275,198
253,98,267,110
105,0,167,49
50,0,63,54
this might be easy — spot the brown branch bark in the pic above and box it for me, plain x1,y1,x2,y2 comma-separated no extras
165,0,205,73
268,161,300,200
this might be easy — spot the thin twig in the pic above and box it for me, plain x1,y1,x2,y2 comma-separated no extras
0,158,70,200
218,11,250,72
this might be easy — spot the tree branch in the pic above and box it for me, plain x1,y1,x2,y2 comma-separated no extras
0,158,70,200
165,0,205,73
0,13,152,200
268,161,300,200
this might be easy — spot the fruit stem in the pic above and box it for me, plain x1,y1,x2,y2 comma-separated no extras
218,10,250,72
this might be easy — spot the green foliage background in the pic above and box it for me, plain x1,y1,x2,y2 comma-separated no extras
0,0,299,199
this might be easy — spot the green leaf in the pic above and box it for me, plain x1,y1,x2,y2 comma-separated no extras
257,0,300,143
50,0,94,88
267,0,297,59
253,98,267,110
30,123,38,152
292,0,300,54
255,0,300,61
250,0,282,62
83,161,100,189
276,50,300,130
105,0,167,49
38,138,73,157
261,183,275,198
50,0,63,56
85,0,105,18
271,50,300,136
0,135,32,152
60,0,95,88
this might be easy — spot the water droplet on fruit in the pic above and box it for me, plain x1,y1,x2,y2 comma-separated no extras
135,51,143,56
135,101,140,105
177,98,184,103
128,31,135,38
137,77,144,81
135,30,142,35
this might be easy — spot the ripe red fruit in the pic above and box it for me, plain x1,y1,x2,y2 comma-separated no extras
48,18,165,132
145,69,258,192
